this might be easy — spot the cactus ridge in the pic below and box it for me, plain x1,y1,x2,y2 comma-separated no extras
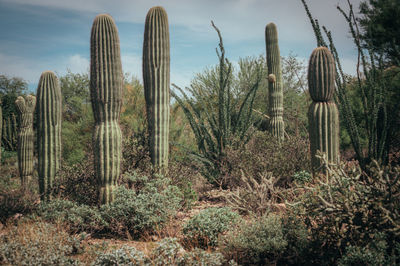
36,71,62,200
15,95,36,186
90,13,123,205
308,47,336,102
308,101,340,169
143,6,170,170
265,22,284,141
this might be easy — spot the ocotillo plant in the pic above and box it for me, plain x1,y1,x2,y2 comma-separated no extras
15,95,36,187
36,71,62,200
143,6,170,172
90,14,123,205
265,22,284,141
308,47,339,171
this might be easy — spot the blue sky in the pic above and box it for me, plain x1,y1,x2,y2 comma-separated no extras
0,0,362,92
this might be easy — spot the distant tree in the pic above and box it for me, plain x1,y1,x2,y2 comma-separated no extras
0,74,27,119
358,0,400,64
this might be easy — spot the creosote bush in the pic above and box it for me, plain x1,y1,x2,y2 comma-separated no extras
183,207,240,248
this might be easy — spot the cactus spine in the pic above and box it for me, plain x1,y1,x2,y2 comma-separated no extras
265,22,284,141
15,95,36,187
90,14,123,205
143,6,170,171
36,71,62,200
308,47,339,171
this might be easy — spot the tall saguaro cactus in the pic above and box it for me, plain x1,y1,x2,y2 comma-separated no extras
36,71,62,200
308,47,339,171
265,22,284,141
15,95,36,187
90,14,123,205
143,6,170,171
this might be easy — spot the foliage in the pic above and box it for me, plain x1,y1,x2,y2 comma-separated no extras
301,0,399,168
183,207,240,248
100,175,183,237
220,213,288,265
171,22,262,186
0,187,38,223
289,155,400,264
92,246,150,266
0,74,27,121
0,220,80,265
223,131,310,188
37,199,108,233
358,0,400,64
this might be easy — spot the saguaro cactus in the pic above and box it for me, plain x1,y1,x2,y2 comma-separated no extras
15,95,36,187
265,22,284,141
36,71,62,200
90,13,123,205
143,6,170,171
308,47,339,171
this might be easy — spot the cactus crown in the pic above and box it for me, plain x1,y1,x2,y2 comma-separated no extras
308,46,336,102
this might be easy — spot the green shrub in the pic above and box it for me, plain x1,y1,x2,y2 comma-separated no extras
92,246,150,266
36,199,107,233
0,220,80,265
220,213,288,265
181,248,224,266
0,187,38,223
100,175,183,237
183,207,240,248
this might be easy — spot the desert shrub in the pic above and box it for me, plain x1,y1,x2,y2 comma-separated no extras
92,246,150,266
0,220,80,265
55,154,98,206
290,156,400,264
121,132,152,176
181,248,225,266
183,207,240,248
220,213,288,265
337,232,399,266
224,171,290,216
292,170,312,184
224,131,310,188
36,199,107,233
0,187,38,223
100,175,183,237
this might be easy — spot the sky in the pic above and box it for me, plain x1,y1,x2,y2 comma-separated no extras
0,0,363,92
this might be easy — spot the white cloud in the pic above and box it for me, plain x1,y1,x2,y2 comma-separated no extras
66,54,89,73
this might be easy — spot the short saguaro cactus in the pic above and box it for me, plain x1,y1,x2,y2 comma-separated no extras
15,95,36,187
90,13,123,205
307,47,339,172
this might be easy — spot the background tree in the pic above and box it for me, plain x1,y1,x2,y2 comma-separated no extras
358,0,400,65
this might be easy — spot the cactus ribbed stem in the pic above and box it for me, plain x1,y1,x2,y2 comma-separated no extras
90,13,123,205
143,6,170,172
308,101,339,170
308,46,336,102
36,71,62,200
265,23,284,141
308,47,339,171
15,95,36,187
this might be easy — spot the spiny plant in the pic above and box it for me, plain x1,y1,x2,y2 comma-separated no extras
2,114,18,151
36,71,62,201
15,95,36,187
265,22,285,141
308,47,339,171
143,6,170,173
301,0,396,169
90,13,123,205
171,22,262,187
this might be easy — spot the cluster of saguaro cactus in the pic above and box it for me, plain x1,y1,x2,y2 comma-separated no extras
15,95,36,187
36,71,62,200
143,6,170,172
265,22,284,141
308,47,339,171
90,14,123,205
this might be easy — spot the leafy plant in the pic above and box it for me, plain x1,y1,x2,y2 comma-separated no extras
171,22,262,186
183,207,240,248
92,246,150,266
